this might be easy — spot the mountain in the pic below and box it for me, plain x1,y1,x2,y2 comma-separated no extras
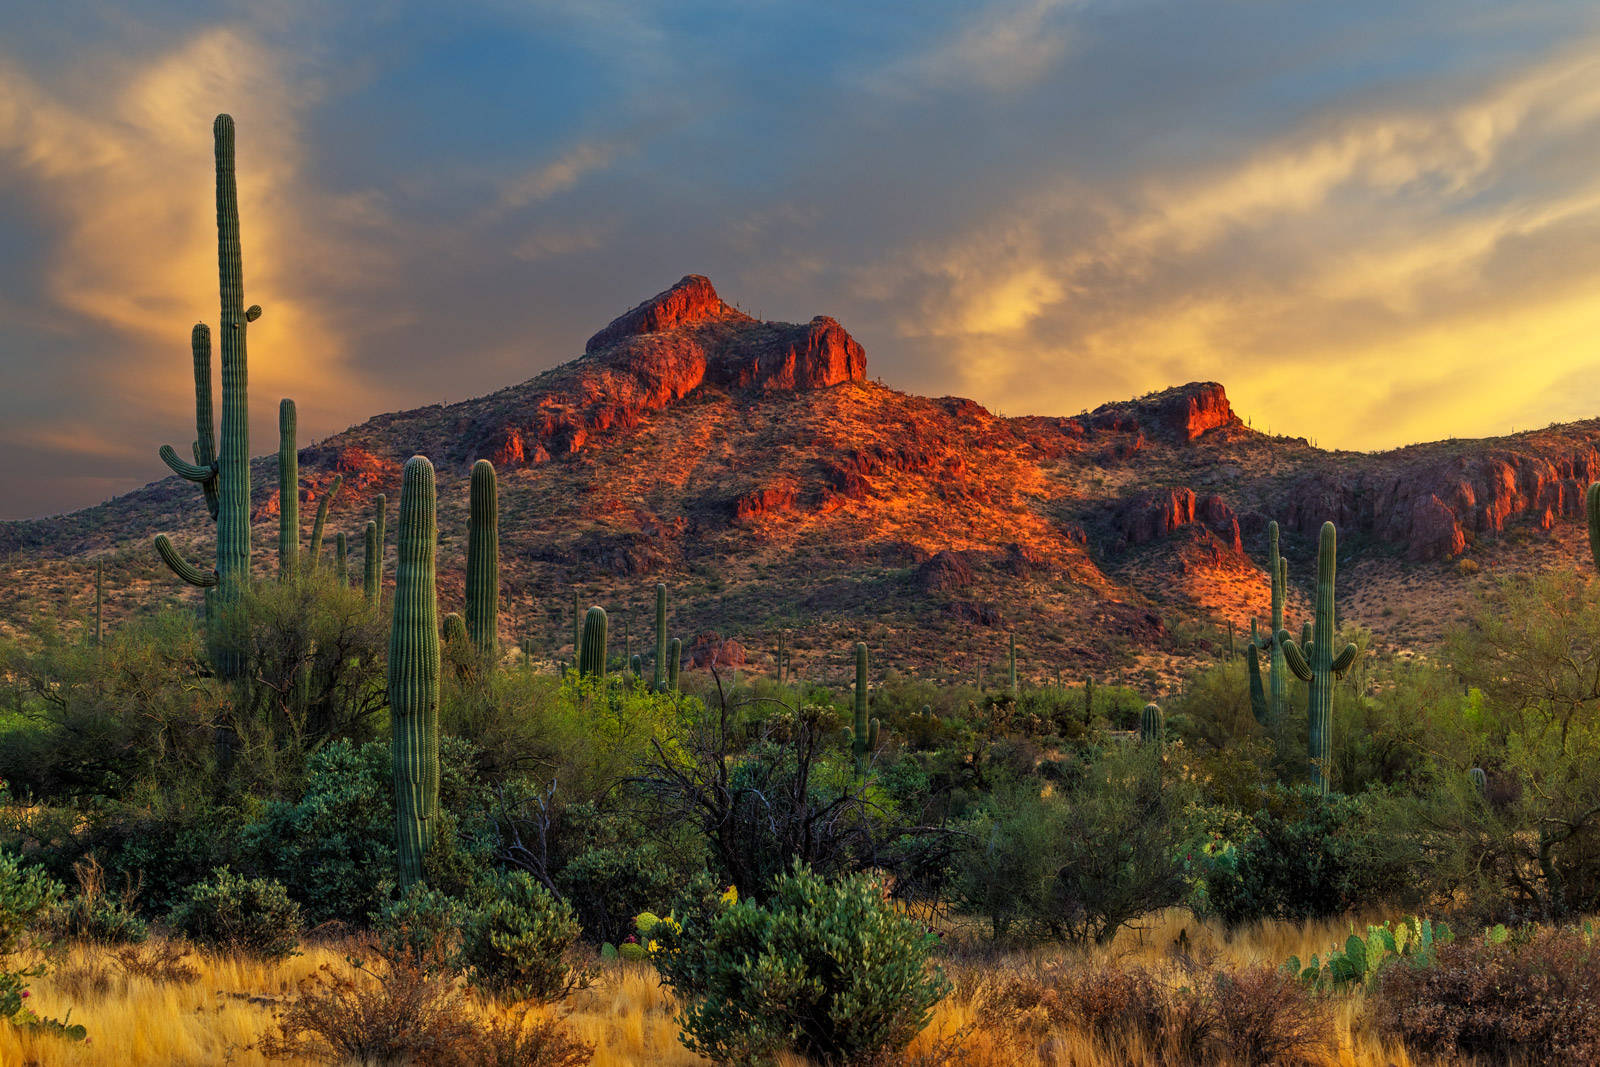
5,274,1600,690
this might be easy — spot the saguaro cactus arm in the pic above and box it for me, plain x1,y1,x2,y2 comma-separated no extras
159,446,217,482
308,475,343,568
154,535,219,588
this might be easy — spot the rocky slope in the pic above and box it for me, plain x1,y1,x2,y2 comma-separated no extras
5,275,1599,691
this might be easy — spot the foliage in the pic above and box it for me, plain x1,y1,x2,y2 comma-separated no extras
166,867,302,959
651,864,949,1066
1283,915,1452,991
459,870,587,1003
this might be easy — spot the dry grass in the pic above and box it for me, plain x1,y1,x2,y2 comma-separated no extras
0,909,1488,1065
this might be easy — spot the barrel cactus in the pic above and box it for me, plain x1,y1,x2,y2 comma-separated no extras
466,460,499,666
390,456,440,888
1278,521,1361,795
1140,702,1163,744
153,116,263,678
579,606,608,679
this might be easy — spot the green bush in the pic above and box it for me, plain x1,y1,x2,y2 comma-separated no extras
0,849,63,955
167,867,302,959
552,803,703,947
651,863,949,1065
460,870,585,1002
373,883,466,973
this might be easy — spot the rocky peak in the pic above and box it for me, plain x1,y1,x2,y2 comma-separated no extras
1089,382,1243,442
585,274,754,353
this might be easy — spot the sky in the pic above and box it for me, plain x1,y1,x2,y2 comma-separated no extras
5,1,1600,519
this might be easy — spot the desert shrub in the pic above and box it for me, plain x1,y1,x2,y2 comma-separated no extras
0,849,79,1038
111,940,199,985
953,746,1198,943
985,958,1332,1065
50,855,147,944
373,883,466,972
550,802,703,947
651,863,949,1065
1207,787,1397,927
167,867,302,959
244,736,492,924
258,935,481,1066
468,1010,595,1067
66,793,249,916
459,870,586,1003
1374,927,1600,1065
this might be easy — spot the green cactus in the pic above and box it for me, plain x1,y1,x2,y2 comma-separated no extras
630,653,643,678
363,520,380,605
652,583,668,691
335,532,348,586
1007,633,1018,699
1262,521,1290,728
390,456,440,888
1278,521,1361,795
844,642,878,774
154,117,263,678
1140,702,1163,744
465,459,499,667
370,494,387,607
278,399,298,582
1469,766,1488,798
442,611,467,650
572,590,582,667
1588,483,1600,571
579,606,608,679
1226,620,1236,662
93,560,104,647
1246,619,1269,725
308,475,343,570
667,637,682,692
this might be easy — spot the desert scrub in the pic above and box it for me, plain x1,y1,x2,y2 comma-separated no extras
459,870,587,1003
651,865,949,1065
166,867,301,959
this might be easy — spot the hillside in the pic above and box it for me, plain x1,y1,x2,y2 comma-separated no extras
5,275,1599,691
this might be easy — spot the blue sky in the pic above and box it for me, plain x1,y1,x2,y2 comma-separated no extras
4,1,1600,517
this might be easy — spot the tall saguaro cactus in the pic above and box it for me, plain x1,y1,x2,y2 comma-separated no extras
1140,702,1163,744
1007,634,1018,699
1246,619,1269,725
844,642,878,775
1262,521,1290,728
369,494,387,607
390,456,441,888
667,637,682,692
335,532,348,586
1278,521,1360,795
579,606,608,679
308,475,343,569
363,520,380,605
652,583,668,691
466,460,499,666
278,399,298,582
154,116,263,676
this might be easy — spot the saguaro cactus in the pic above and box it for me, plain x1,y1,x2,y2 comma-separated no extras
1007,634,1018,699
630,653,643,677
278,399,298,582
1262,522,1290,728
369,494,387,606
1278,521,1360,795
1246,619,1269,725
579,606,608,679
652,583,668,691
308,475,343,570
442,612,467,649
1588,483,1600,571
1140,702,1163,744
667,637,682,692
466,460,499,666
1469,766,1488,798
572,591,582,665
335,532,348,586
363,520,380,605
389,456,440,888
844,642,879,774
154,116,263,674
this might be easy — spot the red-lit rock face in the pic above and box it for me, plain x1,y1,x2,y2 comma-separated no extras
473,276,866,467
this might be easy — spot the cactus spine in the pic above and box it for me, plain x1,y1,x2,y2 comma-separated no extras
390,456,440,888
652,583,668,691
154,116,263,679
335,532,348,586
1140,702,1163,744
579,606,608,679
667,637,682,692
846,642,878,774
1278,521,1360,795
278,399,298,582
308,475,343,569
1246,619,1269,725
466,460,499,666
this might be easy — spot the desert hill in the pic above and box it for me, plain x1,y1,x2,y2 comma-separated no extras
5,275,1600,691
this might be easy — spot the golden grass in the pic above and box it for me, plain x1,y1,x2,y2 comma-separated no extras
0,909,1465,1066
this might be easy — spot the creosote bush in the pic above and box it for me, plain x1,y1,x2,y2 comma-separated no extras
651,864,950,1065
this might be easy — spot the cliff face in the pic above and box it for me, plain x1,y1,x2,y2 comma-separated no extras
8,273,1600,678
